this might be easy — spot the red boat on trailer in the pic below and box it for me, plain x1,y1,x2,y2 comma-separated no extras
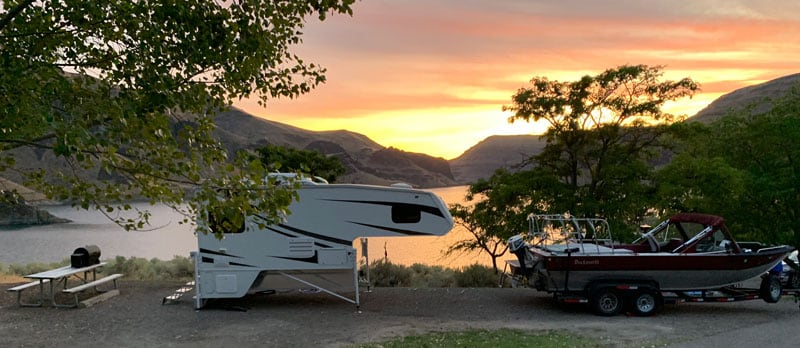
505,213,797,316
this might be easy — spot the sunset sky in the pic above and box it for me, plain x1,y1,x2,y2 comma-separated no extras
235,0,800,159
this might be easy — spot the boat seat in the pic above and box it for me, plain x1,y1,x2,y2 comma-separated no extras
645,234,659,252
659,238,684,253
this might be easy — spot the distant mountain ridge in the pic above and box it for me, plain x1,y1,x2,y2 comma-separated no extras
449,135,545,184
454,73,800,183
3,73,798,201
211,108,457,187
213,108,384,157
690,73,800,123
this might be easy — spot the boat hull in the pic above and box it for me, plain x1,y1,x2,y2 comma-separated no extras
534,246,794,291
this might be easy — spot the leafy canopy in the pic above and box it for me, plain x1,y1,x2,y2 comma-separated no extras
0,0,355,235
656,87,800,247
451,65,699,259
255,144,345,183
503,65,698,227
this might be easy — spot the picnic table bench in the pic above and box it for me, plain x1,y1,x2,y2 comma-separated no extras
6,262,123,308
7,279,51,307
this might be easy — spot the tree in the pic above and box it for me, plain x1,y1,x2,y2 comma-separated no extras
0,1,355,235
449,166,576,271
447,170,526,273
448,203,508,273
255,144,345,182
502,65,698,229
656,87,800,248
654,153,747,215
450,66,699,262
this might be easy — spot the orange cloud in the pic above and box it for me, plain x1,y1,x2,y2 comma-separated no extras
237,0,800,159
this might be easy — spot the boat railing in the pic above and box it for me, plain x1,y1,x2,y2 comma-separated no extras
527,213,620,254
755,245,791,254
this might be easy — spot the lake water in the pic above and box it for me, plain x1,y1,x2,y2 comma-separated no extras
0,186,498,268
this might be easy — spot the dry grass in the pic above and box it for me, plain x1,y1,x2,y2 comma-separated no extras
0,274,25,284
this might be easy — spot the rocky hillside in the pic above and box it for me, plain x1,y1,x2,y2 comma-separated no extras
353,147,456,188
3,73,799,201
212,108,384,158
451,73,800,183
0,191,69,225
211,109,457,187
690,73,800,123
0,108,457,214
449,135,546,184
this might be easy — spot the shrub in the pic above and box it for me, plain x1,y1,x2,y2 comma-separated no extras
454,263,499,287
368,259,412,287
150,256,194,280
409,263,455,288
366,261,500,288
103,256,194,280
6,260,68,276
1,256,506,288
0,256,194,281
106,256,156,280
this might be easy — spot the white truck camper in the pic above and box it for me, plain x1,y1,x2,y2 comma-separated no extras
183,175,453,309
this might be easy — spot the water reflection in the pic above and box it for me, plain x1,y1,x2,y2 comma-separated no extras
0,186,496,268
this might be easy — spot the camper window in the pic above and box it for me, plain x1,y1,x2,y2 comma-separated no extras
392,204,421,223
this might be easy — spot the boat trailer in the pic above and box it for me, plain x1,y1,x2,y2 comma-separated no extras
502,264,800,316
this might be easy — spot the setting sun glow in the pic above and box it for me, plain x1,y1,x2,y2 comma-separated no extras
236,0,800,159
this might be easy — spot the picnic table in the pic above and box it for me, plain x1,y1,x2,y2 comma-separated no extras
8,262,123,308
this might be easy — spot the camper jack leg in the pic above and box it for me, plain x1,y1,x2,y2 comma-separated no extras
277,271,361,313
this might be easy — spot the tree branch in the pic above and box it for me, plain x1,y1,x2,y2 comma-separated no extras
0,0,35,32
0,136,57,150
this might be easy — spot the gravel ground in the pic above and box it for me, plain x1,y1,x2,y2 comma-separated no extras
1,280,799,347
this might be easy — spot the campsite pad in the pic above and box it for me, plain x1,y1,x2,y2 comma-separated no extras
2,280,799,347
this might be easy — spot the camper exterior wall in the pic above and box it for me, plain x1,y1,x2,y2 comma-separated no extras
193,181,454,308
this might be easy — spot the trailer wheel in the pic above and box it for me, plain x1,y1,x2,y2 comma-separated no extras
629,290,662,316
760,273,782,303
590,287,623,316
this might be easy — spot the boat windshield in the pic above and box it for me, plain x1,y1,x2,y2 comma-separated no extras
671,220,736,253
677,221,707,240
695,229,727,252
639,214,738,254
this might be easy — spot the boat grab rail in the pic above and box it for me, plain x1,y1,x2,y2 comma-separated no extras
755,245,792,254
527,214,620,254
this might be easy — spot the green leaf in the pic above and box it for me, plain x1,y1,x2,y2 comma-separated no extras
1,0,355,232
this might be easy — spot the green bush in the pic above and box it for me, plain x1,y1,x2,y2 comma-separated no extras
106,256,156,279
5,260,69,276
364,261,500,288
2,256,503,288
104,256,194,280
454,263,499,287
149,255,194,280
368,259,413,287
409,263,455,288
0,256,194,281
